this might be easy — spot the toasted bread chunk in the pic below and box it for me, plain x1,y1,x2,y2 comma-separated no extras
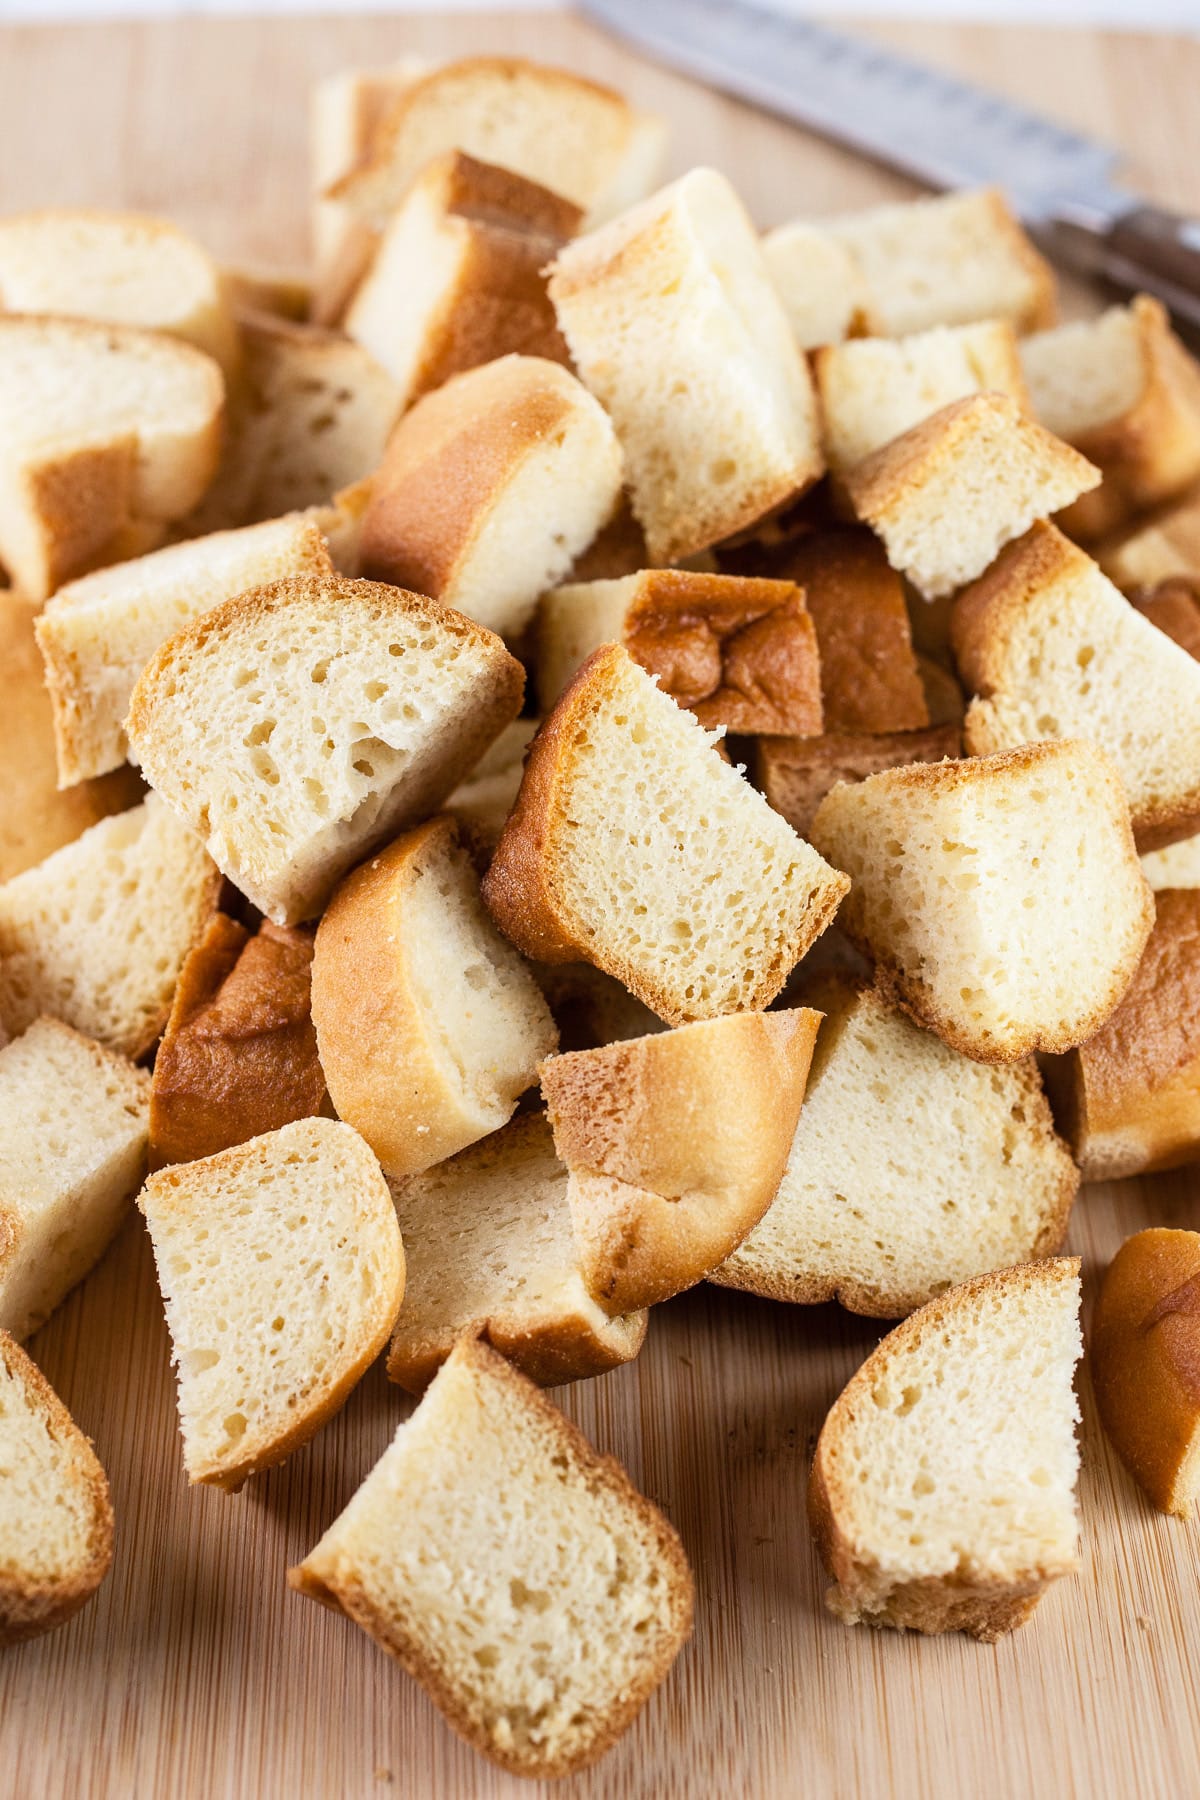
446,718,538,852
824,188,1057,338
385,1114,644,1392
0,589,142,881
0,209,237,371
776,528,928,733
816,321,1028,472
312,817,556,1177
0,796,219,1057
1021,296,1200,540
810,1259,1081,1639
36,512,333,785
311,58,430,321
484,646,849,1023
1099,486,1200,591
289,1335,691,1778
0,1018,149,1340
1092,1230,1200,1518
345,151,578,402
328,56,666,234
126,575,524,924
541,1009,819,1312
549,169,824,564
359,355,622,639
714,981,1077,1315
0,1332,114,1645
150,916,328,1170
1041,889,1200,1180
844,393,1100,601
0,316,224,600
535,569,824,733
762,221,874,350
809,741,1154,1062
953,524,1200,851
139,1117,404,1490
756,722,962,839
181,314,399,535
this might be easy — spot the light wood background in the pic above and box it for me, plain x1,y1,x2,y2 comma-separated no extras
1,11,1199,1800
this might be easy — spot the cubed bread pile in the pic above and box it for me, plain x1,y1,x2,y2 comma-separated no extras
3,46,1200,1781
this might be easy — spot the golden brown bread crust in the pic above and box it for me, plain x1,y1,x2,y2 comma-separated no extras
540,1009,821,1311
483,644,847,1019
1091,1228,1200,1517
1046,888,1200,1181
809,1258,1081,1641
618,569,823,736
359,355,588,596
313,815,554,1179
0,1331,114,1645
358,151,579,406
149,914,329,1170
290,1334,693,1781
0,589,142,882
772,528,929,733
1131,576,1200,661
756,723,961,839
1056,296,1200,544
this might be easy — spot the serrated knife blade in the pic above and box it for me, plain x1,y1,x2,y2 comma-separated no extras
582,0,1200,332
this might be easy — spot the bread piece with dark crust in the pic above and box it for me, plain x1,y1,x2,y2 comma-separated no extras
0,1331,114,1645
289,1334,692,1779
536,568,824,734
540,1008,820,1311
809,1259,1081,1640
150,914,329,1170
1091,1228,1200,1518
484,644,848,1024
1042,888,1200,1181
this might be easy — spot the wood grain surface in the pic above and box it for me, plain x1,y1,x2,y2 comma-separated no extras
2,11,1199,1799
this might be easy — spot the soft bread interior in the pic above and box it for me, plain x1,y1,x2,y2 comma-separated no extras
716,988,1075,1313
0,1018,148,1341
141,1118,402,1484
387,1114,643,1389
820,1263,1081,1616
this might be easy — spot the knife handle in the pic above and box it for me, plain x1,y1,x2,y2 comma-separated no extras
1052,203,1200,338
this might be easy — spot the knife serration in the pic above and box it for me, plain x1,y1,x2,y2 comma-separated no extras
583,0,1124,224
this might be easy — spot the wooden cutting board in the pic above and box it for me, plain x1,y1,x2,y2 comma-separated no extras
2,12,1199,1799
